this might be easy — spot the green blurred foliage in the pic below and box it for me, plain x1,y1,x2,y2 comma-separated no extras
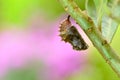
38,0,64,19
0,0,64,24
3,62,46,80
5,68,37,80
2,0,35,23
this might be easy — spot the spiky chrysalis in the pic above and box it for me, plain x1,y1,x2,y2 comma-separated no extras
59,15,88,50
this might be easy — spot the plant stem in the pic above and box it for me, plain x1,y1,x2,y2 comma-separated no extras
59,0,120,77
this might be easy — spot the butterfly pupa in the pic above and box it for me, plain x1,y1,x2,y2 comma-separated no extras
59,15,88,50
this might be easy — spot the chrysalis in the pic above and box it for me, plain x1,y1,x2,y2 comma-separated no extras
59,15,88,50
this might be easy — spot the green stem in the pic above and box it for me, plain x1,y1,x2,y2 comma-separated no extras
59,0,120,77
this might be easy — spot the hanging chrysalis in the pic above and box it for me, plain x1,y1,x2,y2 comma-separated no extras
59,15,88,50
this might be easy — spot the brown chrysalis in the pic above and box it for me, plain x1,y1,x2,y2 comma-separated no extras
59,15,88,50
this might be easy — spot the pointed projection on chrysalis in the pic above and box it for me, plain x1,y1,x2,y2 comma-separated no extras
59,15,88,51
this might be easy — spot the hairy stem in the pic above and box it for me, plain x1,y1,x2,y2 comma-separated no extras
59,0,120,77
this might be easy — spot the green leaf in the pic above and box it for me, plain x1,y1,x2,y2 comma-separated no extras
93,0,107,27
85,0,119,43
85,0,97,26
100,0,119,43
102,16,118,43
85,0,106,27
107,0,120,23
